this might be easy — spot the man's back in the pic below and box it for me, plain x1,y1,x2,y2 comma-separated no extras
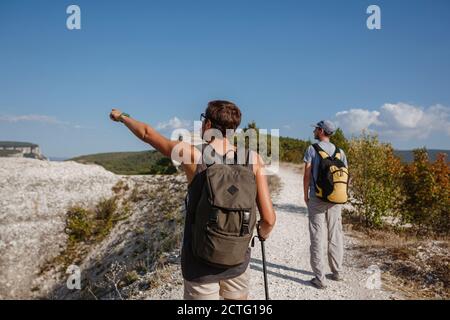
303,141,348,195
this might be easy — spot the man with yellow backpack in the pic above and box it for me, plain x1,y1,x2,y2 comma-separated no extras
303,120,349,289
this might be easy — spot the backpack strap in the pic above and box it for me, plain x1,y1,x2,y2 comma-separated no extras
332,147,341,160
240,150,252,236
313,143,341,160
200,143,250,167
328,143,341,160
199,143,233,167
219,148,239,165
195,143,208,173
243,148,251,168
312,143,330,159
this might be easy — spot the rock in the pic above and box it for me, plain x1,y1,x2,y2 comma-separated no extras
0,158,120,299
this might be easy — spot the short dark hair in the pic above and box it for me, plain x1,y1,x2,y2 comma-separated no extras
205,100,241,136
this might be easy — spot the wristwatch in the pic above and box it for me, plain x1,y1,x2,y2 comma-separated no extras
119,112,130,122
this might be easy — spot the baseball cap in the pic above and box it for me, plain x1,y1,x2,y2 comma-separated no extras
311,120,336,135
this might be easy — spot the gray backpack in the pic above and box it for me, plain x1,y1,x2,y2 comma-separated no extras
189,147,257,268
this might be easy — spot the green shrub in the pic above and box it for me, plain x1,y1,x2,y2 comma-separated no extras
124,270,140,285
279,136,310,163
148,158,177,174
96,197,118,220
402,149,450,234
65,197,122,244
347,133,404,228
346,136,449,234
237,122,311,164
432,154,450,234
66,207,95,242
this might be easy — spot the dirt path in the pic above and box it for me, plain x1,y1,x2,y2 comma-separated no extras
248,163,395,300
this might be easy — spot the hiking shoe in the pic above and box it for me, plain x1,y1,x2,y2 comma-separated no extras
327,273,344,282
309,277,327,289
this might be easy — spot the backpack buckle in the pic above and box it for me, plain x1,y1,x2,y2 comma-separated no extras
251,235,257,248
241,211,250,235
208,209,219,229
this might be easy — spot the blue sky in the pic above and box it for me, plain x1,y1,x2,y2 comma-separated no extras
1,0,449,158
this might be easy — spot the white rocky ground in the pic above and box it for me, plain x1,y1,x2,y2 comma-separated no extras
0,158,120,299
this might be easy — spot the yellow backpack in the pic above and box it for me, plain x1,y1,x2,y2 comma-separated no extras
312,143,349,204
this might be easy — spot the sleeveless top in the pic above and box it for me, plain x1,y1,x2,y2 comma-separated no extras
180,145,253,283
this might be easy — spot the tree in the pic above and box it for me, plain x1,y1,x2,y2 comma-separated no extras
330,128,349,154
238,122,310,163
431,153,450,234
402,149,450,234
347,133,404,228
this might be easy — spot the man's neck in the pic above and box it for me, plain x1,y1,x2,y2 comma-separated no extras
319,137,330,143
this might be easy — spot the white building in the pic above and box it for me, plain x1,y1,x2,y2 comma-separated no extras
0,141,46,160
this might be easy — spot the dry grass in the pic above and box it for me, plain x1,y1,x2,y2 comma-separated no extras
346,223,450,299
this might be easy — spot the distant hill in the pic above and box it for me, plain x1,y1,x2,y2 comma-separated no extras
394,149,449,163
48,156,69,162
68,150,176,175
67,143,448,175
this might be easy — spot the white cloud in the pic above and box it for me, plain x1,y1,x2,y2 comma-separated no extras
0,114,84,129
156,117,192,131
380,103,423,129
335,103,450,140
0,114,67,125
335,109,381,134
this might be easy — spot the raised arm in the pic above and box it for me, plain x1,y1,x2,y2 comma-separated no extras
110,109,177,158
110,109,199,182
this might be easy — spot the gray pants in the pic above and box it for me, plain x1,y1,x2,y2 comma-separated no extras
307,196,344,283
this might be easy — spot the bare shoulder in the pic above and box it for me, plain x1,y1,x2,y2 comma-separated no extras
171,141,202,164
177,142,203,184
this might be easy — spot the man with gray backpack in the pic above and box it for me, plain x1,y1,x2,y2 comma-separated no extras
110,100,276,300
303,120,349,289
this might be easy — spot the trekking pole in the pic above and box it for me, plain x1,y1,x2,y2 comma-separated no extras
260,238,270,300
257,221,270,300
